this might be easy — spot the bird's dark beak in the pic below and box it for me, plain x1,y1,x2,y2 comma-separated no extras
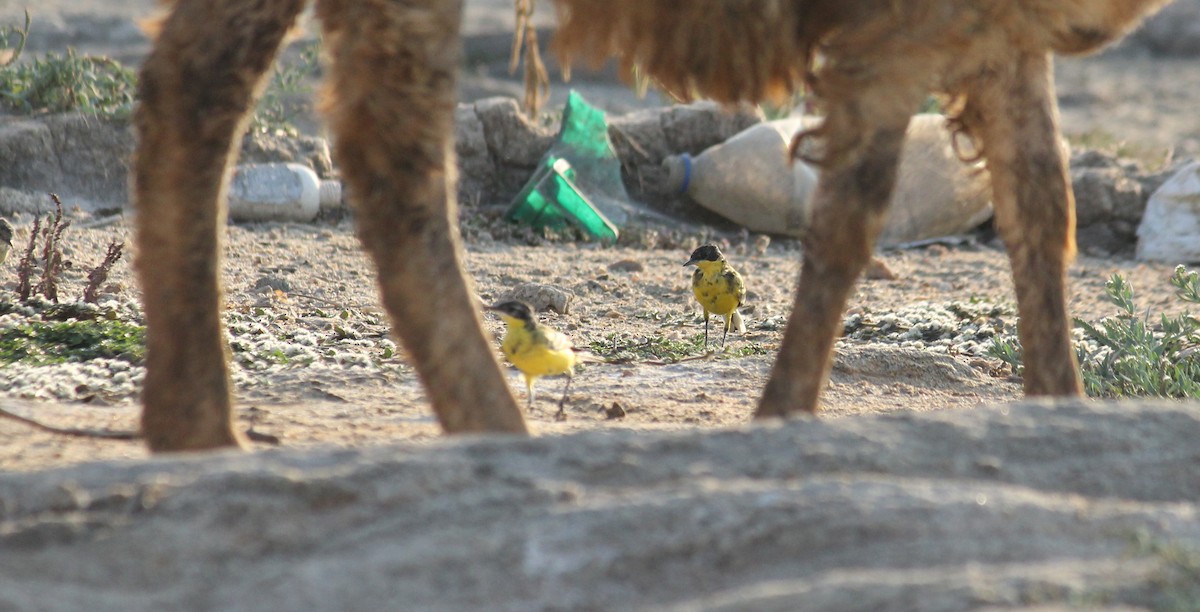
683,257,699,267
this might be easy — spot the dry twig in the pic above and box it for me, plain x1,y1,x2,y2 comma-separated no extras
15,215,40,301
0,404,281,445
31,194,71,303
0,404,138,440
83,241,124,303
511,0,549,116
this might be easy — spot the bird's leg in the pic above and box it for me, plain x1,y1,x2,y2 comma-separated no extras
525,376,535,412
703,311,711,349
556,375,572,421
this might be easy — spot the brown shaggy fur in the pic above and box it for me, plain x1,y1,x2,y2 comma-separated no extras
553,0,1171,416
134,0,1169,451
134,0,527,451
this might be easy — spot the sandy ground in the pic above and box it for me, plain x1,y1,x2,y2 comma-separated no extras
0,220,1191,471
1,1,1199,472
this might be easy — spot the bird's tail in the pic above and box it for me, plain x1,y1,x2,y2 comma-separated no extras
550,0,828,105
571,347,606,364
731,310,746,335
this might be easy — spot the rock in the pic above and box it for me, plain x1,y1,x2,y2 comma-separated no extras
239,132,334,179
454,103,496,206
1072,166,1146,227
467,97,557,205
658,101,763,155
0,115,334,217
607,259,644,273
1068,149,1157,256
475,97,555,169
0,99,1171,243
1136,160,1200,262
1077,223,1124,258
1,400,1198,610
604,402,626,419
0,114,133,214
501,282,573,314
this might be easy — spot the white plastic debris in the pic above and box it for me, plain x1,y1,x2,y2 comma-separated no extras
1136,160,1200,263
227,163,342,222
662,114,994,246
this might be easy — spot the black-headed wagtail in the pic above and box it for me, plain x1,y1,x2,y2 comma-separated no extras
684,244,746,349
487,300,589,420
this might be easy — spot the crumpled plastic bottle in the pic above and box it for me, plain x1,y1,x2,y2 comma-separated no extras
663,114,994,246
227,163,342,223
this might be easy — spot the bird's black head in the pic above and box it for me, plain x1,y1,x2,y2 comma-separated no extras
684,244,724,267
487,300,537,324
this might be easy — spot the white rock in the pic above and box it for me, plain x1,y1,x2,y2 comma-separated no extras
1136,160,1200,262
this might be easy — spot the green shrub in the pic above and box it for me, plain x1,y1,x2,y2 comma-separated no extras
0,319,145,365
990,266,1200,398
0,48,136,117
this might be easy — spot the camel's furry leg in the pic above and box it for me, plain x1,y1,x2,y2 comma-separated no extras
963,52,1084,397
755,81,926,417
315,0,528,434
134,0,307,452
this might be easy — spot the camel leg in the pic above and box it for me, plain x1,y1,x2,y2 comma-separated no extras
315,0,527,434
134,0,307,452
756,85,922,418
966,52,1084,396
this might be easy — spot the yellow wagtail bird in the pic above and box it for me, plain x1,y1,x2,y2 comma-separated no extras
487,300,583,420
684,244,746,349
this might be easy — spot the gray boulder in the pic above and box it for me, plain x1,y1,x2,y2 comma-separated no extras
1,399,1197,611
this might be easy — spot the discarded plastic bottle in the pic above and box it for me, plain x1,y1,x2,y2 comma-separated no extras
227,162,342,223
663,118,817,236
663,114,994,246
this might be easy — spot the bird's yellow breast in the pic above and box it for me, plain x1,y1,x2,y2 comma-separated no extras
501,322,577,378
692,261,744,316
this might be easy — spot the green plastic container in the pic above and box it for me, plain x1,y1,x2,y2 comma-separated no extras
505,156,619,243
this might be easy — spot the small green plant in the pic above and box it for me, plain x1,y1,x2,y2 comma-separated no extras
0,48,136,117
250,40,321,135
724,341,770,358
0,319,145,365
590,332,707,363
989,266,1200,398
0,9,31,68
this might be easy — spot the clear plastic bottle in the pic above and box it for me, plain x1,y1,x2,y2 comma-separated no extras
663,115,994,245
227,162,342,222
663,118,816,236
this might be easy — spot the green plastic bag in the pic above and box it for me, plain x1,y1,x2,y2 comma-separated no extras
506,90,628,241
506,156,619,243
